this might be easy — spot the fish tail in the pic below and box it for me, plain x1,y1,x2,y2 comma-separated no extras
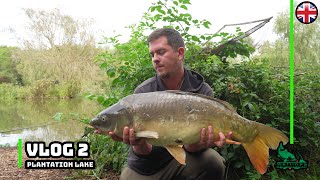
242,123,288,174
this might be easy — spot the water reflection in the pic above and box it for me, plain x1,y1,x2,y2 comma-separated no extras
0,98,102,147
1,128,49,147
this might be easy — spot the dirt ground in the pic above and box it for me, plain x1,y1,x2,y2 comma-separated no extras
0,147,119,179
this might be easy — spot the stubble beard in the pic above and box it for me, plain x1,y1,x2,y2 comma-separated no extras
157,71,171,79
155,58,183,79
157,64,181,80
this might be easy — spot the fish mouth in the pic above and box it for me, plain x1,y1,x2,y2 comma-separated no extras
89,122,104,131
89,117,109,133
89,117,99,127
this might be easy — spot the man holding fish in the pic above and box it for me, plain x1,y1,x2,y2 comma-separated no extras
92,28,288,179
96,28,231,179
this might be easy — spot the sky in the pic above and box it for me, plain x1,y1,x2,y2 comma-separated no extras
0,0,293,47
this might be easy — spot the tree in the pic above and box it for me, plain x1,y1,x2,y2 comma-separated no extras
84,1,319,179
257,11,320,68
14,8,105,98
0,46,22,84
23,8,95,49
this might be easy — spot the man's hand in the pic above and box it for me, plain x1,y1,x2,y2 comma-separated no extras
184,126,233,153
95,127,152,155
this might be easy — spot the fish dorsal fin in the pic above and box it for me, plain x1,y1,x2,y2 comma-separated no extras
165,90,237,113
164,145,186,165
136,131,159,139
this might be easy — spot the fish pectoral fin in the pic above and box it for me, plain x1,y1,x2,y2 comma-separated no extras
165,145,186,165
226,138,241,145
135,131,159,139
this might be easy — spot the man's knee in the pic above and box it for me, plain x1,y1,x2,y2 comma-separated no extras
186,148,226,179
203,148,225,167
120,167,144,180
120,167,130,180
202,149,226,176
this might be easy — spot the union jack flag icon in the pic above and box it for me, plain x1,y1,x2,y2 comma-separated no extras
295,1,318,24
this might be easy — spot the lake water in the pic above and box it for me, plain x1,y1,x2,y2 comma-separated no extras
0,98,103,147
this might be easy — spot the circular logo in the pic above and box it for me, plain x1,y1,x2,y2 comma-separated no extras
295,1,318,24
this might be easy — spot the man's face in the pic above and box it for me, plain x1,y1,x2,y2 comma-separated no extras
149,36,184,79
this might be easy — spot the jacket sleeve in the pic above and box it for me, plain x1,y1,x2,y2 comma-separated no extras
134,87,143,94
199,82,214,97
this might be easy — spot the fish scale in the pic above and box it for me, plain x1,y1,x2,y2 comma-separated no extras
90,90,288,174
119,91,258,144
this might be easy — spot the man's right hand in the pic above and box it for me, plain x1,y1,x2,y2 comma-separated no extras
95,126,152,156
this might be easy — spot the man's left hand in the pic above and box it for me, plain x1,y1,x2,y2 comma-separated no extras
184,126,233,153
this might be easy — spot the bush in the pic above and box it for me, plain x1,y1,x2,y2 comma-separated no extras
0,46,22,85
57,81,81,98
29,79,55,98
82,0,319,179
75,127,128,178
0,83,19,101
0,83,29,101
191,57,319,178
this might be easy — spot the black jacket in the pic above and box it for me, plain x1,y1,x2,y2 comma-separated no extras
128,68,213,175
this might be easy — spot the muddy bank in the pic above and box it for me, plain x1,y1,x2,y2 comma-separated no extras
0,147,72,179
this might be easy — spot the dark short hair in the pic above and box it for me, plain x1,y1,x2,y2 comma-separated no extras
147,28,185,51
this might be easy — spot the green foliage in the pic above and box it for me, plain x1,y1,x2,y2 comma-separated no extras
84,0,319,179
52,112,63,121
259,11,320,68
25,80,80,99
143,0,254,60
0,9,107,101
86,0,256,178
0,84,18,101
77,127,128,178
294,67,320,149
96,25,152,105
94,0,253,107
254,8,320,179
0,83,27,102
0,46,22,85
193,57,319,178
29,79,55,98
55,81,81,98
0,79,82,100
